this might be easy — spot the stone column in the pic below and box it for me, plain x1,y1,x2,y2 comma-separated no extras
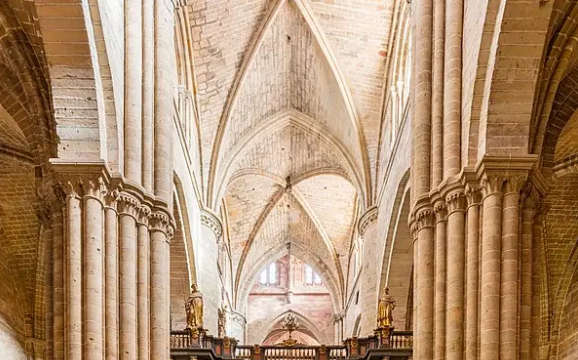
199,210,223,335
443,0,462,178
520,187,538,360
52,208,65,360
137,205,151,360
531,204,547,360
479,174,504,360
431,0,444,185
118,194,139,360
500,175,526,360
124,0,143,183
141,0,154,191
433,200,446,360
445,190,466,360
412,0,433,198
358,207,378,335
83,178,106,359
104,192,119,360
415,208,435,360
410,218,419,360
65,181,82,360
230,311,247,344
154,0,175,203
464,185,481,360
150,211,172,360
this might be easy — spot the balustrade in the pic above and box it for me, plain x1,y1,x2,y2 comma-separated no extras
170,330,412,360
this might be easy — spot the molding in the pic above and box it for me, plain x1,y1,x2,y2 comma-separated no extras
201,209,223,239
358,206,378,236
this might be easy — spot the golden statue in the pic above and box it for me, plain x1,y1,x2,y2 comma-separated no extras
186,284,204,331
377,287,396,327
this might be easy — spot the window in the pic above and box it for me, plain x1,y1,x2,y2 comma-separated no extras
258,262,278,286
304,265,322,285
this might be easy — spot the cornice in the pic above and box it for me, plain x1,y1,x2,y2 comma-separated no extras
201,209,223,239
358,206,378,236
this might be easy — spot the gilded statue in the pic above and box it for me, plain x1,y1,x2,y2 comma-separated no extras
377,287,396,327
186,284,204,331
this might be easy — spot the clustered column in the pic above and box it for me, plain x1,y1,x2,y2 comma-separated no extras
358,207,379,335
47,169,174,360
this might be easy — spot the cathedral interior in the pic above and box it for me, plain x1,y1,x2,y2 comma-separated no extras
1,0,578,359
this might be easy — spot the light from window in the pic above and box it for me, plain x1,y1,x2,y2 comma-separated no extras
259,268,268,285
258,262,278,286
268,262,277,284
304,265,322,285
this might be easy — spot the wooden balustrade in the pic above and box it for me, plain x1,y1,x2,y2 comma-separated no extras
170,330,413,360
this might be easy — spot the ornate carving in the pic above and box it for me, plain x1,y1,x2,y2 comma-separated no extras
253,345,261,355
480,174,506,197
503,173,528,194
433,202,447,222
445,191,466,214
81,176,108,201
104,189,120,210
117,192,140,217
415,209,434,230
201,210,223,239
358,207,378,236
137,205,152,225
319,345,327,355
150,211,173,237
464,184,481,206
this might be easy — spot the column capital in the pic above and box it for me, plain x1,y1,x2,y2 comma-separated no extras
230,310,247,325
201,209,223,239
475,155,537,197
416,208,435,231
137,204,152,225
445,191,466,214
150,211,174,239
117,192,140,218
358,206,378,236
433,201,447,222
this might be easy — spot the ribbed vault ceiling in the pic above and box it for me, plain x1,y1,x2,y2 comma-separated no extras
189,0,394,304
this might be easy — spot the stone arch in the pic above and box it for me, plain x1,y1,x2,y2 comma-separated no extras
205,0,370,209
236,242,341,315
555,259,578,359
212,110,365,210
35,0,121,162
381,187,412,330
258,310,326,345
463,1,554,163
170,181,199,330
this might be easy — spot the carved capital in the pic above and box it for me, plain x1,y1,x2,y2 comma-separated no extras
445,191,466,214
201,210,223,239
465,184,482,206
415,209,435,231
81,176,108,202
104,189,120,210
117,193,140,218
358,206,378,236
503,173,529,194
480,173,506,197
137,205,152,225
150,211,173,238
433,202,447,222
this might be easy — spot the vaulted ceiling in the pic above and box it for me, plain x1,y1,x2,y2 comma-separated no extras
187,0,395,304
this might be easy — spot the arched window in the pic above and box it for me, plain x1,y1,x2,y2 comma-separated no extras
304,265,322,285
258,262,279,286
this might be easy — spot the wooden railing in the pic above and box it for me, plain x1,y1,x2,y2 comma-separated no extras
170,330,412,360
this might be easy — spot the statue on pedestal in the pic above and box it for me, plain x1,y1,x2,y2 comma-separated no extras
218,304,228,338
186,283,204,333
377,287,396,328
